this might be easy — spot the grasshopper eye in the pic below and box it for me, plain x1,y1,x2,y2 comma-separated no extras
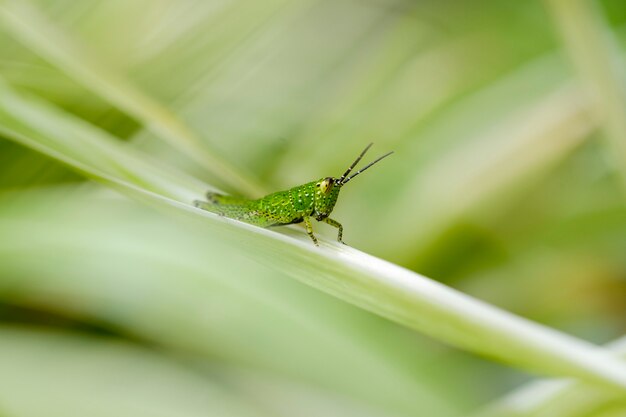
320,177,334,194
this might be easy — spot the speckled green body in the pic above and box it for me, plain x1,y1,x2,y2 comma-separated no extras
193,143,392,245
202,178,340,227
194,179,341,245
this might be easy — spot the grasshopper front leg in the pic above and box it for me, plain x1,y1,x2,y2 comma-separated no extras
303,217,319,246
323,217,345,244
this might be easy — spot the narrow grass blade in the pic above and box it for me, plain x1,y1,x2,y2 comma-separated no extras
473,337,626,417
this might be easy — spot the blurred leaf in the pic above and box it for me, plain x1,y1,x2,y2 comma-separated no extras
0,139,81,189
0,326,268,417
0,0,264,195
473,337,626,417
546,0,626,187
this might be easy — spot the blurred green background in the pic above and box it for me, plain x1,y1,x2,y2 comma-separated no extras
0,0,625,416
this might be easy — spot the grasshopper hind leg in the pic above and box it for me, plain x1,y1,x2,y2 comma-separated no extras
194,192,230,215
194,199,224,215
206,192,250,206
205,192,225,204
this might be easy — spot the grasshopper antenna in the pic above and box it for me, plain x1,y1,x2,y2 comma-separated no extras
339,143,373,184
341,150,394,185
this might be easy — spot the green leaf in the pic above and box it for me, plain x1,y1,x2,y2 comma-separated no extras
473,336,626,417
0,326,270,417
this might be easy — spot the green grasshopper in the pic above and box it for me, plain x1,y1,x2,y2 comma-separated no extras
193,143,393,246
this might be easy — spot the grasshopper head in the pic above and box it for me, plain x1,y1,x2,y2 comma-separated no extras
313,176,341,220
318,177,336,194
313,144,393,220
